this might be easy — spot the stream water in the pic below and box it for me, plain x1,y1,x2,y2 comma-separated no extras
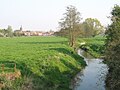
72,49,108,90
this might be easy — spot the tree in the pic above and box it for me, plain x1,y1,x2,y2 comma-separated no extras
6,25,13,37
105,5,120,90
59,5,82,47
82,18,104,37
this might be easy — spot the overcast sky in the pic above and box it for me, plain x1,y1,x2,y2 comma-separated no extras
0,0,120,31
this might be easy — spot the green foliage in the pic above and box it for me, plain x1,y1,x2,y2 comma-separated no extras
105,4,120,90
0,29,8,37
0,26,13,37
0,36,85,90
82,18,104,37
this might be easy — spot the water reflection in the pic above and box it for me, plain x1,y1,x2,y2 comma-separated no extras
73,49,108,90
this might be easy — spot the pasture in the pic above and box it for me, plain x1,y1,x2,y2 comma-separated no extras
0,36,85,90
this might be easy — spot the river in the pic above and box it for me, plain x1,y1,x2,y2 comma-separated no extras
71,49,108,90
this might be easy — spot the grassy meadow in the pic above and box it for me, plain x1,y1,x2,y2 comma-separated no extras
0,36,85,90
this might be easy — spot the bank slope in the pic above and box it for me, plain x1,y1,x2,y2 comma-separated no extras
78,36,105,58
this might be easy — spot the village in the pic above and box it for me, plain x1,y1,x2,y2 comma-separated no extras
14,26,54,36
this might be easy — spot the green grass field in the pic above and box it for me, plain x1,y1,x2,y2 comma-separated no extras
0,36,85,90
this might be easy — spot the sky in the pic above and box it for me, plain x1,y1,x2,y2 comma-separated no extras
0,0,120,31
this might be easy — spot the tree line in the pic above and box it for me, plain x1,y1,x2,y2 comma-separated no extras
55,5,105,47
0,25,13,37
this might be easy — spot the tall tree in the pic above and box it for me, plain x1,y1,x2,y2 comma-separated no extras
105,5,120,90
59,5,82,47
83,18,104,37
